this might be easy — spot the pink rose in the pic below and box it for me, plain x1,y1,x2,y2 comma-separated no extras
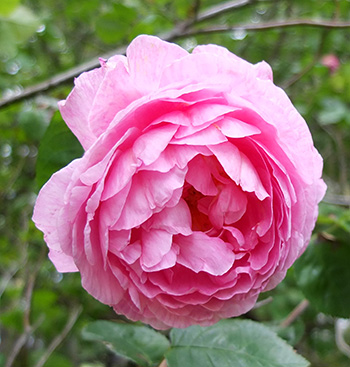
33,35,326,329
321,54,340,74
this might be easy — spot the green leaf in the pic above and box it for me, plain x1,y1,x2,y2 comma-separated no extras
0,353,6,367
166,319,309,367
294,237,350,318
0,5,40,57
0,0,20,16
318,98,348,125
35,111,83,189
82,320,170,367
18,109,49,142
96,4,137,44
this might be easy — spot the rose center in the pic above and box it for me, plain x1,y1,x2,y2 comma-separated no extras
182,183,212,232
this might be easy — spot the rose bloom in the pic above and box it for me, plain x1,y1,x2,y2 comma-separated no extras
321,54,340,74
33,35,326,329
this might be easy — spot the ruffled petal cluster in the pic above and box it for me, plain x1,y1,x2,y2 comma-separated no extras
33,35,326,329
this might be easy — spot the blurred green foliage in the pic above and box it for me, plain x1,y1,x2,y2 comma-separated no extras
1,0,350,366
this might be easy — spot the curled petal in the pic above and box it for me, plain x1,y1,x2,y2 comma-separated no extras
176,232,235,276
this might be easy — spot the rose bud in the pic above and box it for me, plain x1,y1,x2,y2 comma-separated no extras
321,54,340,74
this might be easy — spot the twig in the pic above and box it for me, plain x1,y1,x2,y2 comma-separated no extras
0,156,26,200
0,259,26,298
0,49,126,109
5,248,46,367
335,319,350,359
159,359,168,367
5,316,45,367
194,0,253,24
280,299,309,328
323,193,350,207
252,296,273,310
34,305,82,367
281,28,329,89
182,19,350,37
6,271,37,367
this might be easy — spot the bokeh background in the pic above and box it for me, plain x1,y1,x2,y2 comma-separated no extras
1,0,350,366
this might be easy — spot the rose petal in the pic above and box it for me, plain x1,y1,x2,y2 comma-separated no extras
175,232,235,275
209,142,269,200
133,123,178,166
127,35,188,93
208,183,247,228
140,229,173,269
143,199,192,236
218,116,261,138
172,124,227,146
88,57,142,137
32,160,81,267
114,166,187,230
186,155,218,196
48,249,78,273
58,64,112,150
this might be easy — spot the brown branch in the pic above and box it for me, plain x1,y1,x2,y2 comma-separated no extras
0,258,27,298
194,0,253,24
0,49,126,109
323,193,350,207
5,248,47,367
252,296,273,310
280,299,309,328
0,0,254,109
335,319,350,359
182,18,350,38
281,28,329,89
5,316,45,367
34,305,82,367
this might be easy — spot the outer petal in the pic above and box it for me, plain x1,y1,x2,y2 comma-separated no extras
127,35,188,93
88,56,141,138
32,160,81,272
58,67,106,150
48,249,78,273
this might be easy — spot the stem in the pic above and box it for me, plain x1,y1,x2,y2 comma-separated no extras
280,299,309,328
34,305,82,367
335,319,350,358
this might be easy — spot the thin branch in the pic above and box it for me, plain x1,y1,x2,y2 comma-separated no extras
279,299,309,328
0,0,253,109
0,156,26,200
182,18,350,38
5,248,46,367
0,258,27,298
252,296,273,310
335,319,350,359
281,28,329,89
0,48,126,109
323,193,350,207
34,305,82,367
194,0,253,23
5,316,45,367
